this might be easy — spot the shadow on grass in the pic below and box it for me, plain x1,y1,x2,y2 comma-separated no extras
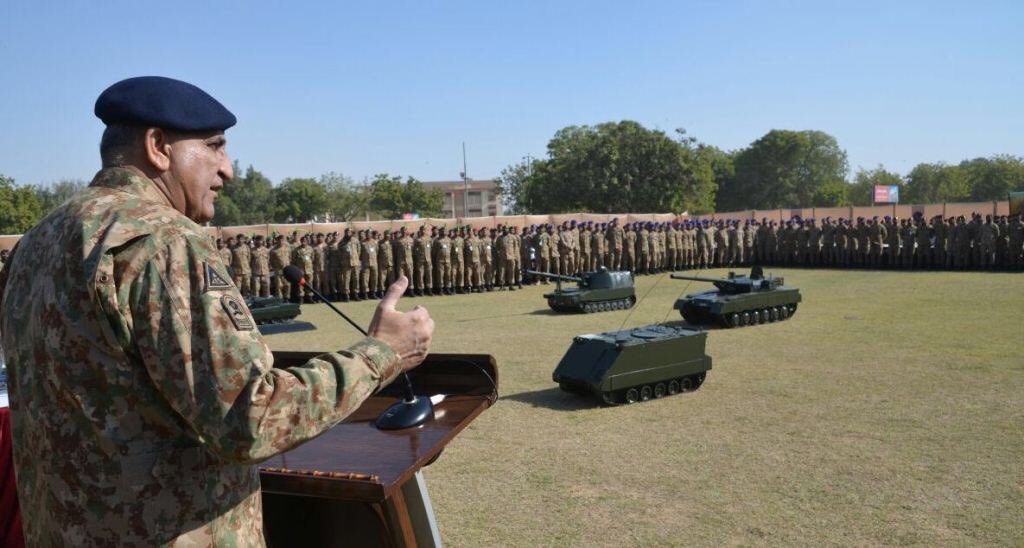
455,310,543,322
502,387,598,411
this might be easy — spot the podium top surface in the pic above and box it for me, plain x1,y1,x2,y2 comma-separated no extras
259,352,498,502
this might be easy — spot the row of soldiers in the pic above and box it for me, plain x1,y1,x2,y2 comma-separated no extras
212,211,1024,303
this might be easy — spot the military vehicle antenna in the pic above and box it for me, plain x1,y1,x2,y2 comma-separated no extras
617,272,669,331
660,278,695,324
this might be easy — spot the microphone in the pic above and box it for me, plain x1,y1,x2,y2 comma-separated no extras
282,265,433,430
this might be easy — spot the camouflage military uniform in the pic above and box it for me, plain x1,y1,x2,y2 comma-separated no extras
0,167,402,546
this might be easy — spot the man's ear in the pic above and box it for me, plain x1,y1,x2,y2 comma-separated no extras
144,128,172,172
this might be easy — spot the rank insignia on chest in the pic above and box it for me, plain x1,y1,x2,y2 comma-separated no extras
205,262,232,291
221,294,255,331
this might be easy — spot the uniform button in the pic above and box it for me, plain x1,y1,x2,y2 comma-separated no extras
99,273,111,284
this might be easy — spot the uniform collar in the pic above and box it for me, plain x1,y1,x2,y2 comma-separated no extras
89,166,175,210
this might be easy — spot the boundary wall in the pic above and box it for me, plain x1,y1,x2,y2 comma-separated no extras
0,201,1011,252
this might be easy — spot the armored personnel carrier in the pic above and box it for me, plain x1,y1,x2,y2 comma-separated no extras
552,324,712,405
526,268,636,313
670,266,801,328
245,296,302,325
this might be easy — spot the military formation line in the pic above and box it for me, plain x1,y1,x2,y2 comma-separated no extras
200,211,1024,304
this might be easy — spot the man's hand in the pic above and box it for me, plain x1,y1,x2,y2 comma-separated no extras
368,275,434,374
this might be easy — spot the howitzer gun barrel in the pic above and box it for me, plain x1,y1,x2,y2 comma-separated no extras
526,270,583,283
669,274,731,284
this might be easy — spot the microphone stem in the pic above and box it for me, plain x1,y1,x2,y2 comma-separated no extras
300,280,416,402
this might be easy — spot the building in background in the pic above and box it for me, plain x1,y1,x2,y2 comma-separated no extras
421,179,503,218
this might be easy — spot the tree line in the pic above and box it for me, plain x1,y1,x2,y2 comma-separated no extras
0,168,445,234
3,122,1021,235
496,122,1024,214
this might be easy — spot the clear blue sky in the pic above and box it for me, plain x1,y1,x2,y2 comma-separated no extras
1,1,1021,186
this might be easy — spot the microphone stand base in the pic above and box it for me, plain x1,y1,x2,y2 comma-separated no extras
376,396,434,430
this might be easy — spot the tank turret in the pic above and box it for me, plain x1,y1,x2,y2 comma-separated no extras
526,268,636,313
670,267,801,328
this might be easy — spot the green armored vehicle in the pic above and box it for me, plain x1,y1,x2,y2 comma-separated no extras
245,296,302,325
527,268,636,313
670,266,801,328
552,324,712,405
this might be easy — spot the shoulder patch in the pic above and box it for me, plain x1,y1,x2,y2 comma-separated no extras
221,294,254,331
206,262,232,291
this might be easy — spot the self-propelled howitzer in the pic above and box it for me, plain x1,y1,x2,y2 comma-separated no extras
527,268,636,313
670,266,801,328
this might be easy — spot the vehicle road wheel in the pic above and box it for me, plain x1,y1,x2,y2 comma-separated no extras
640,385,653,401
625,388,640,404
760,309,769,323
740,311,751,326
729,313,741,328
654,383,666,398
691,372,707,390
780,306,790,319
628,296,636,308
789,304,798,316
601,392,617,406
667,380,680,395
583,303,594,314
680,377,693,392
769,307,779,322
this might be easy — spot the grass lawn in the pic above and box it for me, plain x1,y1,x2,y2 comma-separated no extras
264,268,1024,547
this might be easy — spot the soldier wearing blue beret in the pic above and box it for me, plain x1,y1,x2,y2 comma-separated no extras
0,76,435,546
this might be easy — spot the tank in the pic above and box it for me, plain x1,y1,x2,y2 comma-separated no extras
670,266,801,328
552,324,712,405
245,296,302,325
526,268,636,313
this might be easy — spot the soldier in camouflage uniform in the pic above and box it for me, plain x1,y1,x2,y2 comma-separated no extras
359,230,379,299
270,234,291,300
216,237,232,266
410,227,431,296
230,234,252,296
378,230,394,293
0,76,434,547
250,235,271,297
292,235,314,301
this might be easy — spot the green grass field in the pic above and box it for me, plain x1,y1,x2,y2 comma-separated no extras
264,269,1024,547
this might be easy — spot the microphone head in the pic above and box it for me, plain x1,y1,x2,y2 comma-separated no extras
283,265,305,285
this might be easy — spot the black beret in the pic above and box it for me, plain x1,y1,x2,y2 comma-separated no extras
95,76,236,132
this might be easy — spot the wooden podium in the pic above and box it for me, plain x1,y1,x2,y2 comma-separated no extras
261,352,498,548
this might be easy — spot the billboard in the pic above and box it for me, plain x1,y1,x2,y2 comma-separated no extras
1010,191,1024,217
874,185,900,204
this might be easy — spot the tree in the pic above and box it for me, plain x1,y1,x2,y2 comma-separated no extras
961,155,1024,201
903,162,968,204
504,121,717,214
367,174,444,219
725,130,849,210
849,165,903,206
321,172,372,221
0,175,44,234
215,162,275,225
495,159,537,215
274,177,328,223
32,179,87,213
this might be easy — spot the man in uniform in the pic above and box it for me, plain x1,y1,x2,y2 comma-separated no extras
501,226,520,290
535,223,552,278
292,235,314,301
270,234,291,300
359,230,379,300
558,223,576,276
622,223,636,272
589,222,605,271
1007,214,1024,269
378,230,394,295
868,217,887,267
216,237,232,265
338,229,361,301
885,217,901,268
479,228,495,290
312,232,327,295
579,222,592,271
250,235,271,297
230,233,251,296
410,227,431,296
465,227,482,291
606,218,623,270
0,76,433,546
433,228,453,295
545,224,560,276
